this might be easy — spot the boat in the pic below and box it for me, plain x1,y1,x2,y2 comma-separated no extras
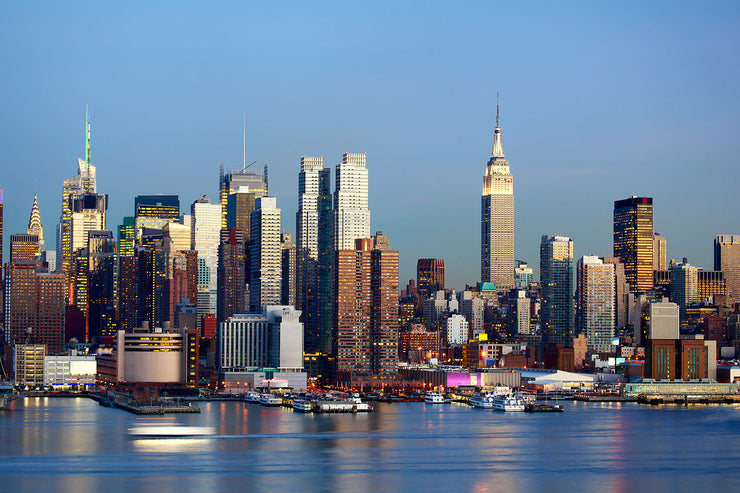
244,391,261,403
349,395,373,412
259,394,283,406
0,382,19,410
492,394,525,412
524,403,565,412
127,424,216,437
424,392,446,404
470,392,495,409
292,400,314,412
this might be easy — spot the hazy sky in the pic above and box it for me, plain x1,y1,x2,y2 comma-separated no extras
1,1,739,290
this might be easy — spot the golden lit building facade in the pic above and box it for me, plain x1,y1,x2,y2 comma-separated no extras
481,104,514,292
715,234,740,307
613,196,653,294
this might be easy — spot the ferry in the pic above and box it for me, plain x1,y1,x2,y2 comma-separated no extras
491,394,525,412
244,391,261,403
349,395,373,412
292,399,314,412
259,394,284,406
424,392,446,404
470,392,495,409
127,424,216,438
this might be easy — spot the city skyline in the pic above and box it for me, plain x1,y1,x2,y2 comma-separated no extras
2,2,739,290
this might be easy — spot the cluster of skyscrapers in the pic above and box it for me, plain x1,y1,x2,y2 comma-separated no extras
2,104,740,389
0,111,402,386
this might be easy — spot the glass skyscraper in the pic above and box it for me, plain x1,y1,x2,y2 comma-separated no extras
540,235,574,345
613,196,653,294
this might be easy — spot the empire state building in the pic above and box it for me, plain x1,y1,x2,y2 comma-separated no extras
481,103,514,291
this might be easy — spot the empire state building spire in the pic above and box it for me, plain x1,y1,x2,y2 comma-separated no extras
491,95,504,158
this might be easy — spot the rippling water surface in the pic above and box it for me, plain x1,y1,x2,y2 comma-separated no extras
2,397,740,492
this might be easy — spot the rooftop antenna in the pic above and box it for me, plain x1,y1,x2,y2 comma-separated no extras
85,104,91,168
242,112,246,172
496,92,500,128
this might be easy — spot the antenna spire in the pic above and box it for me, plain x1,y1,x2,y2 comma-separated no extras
496,92,500,128
242,112,246,172
85,104,91,168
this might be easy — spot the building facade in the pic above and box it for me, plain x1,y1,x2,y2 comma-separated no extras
715,234,740,307
249,197,282,312
575,256,615,353
481,104,514,292
334,152,370,250
613,196,653,294
540,235,574,345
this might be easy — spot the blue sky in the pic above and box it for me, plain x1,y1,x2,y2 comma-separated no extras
1,1,739,290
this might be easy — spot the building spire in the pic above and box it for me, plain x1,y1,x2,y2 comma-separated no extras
242,112,246,171
85,104,91,168
491,93,504,158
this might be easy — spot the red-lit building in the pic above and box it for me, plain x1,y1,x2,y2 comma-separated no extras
399,324,440,363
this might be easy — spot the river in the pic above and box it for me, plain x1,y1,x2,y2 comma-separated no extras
1,397,740,492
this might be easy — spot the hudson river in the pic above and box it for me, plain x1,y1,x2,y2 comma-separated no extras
2,397,740,492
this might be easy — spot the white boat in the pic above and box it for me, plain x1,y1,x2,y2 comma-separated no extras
128,424,216,437
349,396,373,412
292,400,314,412
470,392,495,409
259,394,283,406
492,395,525,412
244,391,261,403
424,392,446,404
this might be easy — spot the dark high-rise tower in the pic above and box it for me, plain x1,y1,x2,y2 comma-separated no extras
296,156,333,354
613,196,654,294
217,229,246,324
87,230,116,340
416,258,445,298
481,99,514,291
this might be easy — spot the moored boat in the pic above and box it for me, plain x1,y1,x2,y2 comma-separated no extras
424,392,446,404
492,394,525,412
244,391,261,403
259,394,283,406
470,392,495,409
292,399,314,412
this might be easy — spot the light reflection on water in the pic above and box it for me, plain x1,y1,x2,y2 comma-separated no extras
2,397,740,492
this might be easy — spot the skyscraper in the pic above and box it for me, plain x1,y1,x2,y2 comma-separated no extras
58,108,98,285
219,164,267,229
416,258,445,298
217,229,246,324
613,196,653,294
134,195,180,234
481,102,514,291
334,152,370,250
87,230,116,340
715,234,740,307
249,197,281,312
670,261,698,319
653,233,667,271
10,234,40,265
27,193,44,253
334,233,398,379
540,235,574,345
280,233,296,307
0,187,4,270
191,197,221,322
296,156,333,354
575,256,615,353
